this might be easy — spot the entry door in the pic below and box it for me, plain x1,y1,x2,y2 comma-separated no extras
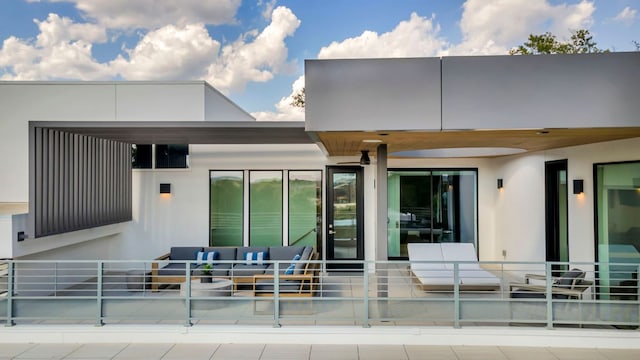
326,166,364,269
545,160,569,273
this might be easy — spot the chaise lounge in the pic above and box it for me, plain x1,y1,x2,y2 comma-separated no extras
408,243,501,291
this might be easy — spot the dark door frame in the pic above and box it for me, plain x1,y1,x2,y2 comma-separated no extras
545,159,569,273
326,166,364,270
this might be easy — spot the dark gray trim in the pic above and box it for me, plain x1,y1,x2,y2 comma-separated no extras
31,121,313,145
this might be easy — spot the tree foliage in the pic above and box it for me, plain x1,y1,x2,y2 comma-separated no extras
291,87,305,108
509,29,608,55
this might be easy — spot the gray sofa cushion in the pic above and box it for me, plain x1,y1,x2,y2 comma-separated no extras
170,246,203,261
232,264,268,277
157,263,189,277
295,246,313,274
269,246,304,260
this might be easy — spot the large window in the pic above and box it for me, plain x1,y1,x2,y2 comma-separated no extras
595,161,640,300
249,171,283,247
209,170,322,248
210,171,243,246
289,171,322,250
387,169,478,258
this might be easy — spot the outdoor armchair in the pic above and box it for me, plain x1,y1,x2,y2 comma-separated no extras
509,268,593,300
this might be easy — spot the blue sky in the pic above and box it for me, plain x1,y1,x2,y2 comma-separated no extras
0,0,638,120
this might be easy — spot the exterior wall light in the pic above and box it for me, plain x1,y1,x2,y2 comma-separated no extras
573,179,584,194
359,150,370,165
160,183,171,194
497,178,503,189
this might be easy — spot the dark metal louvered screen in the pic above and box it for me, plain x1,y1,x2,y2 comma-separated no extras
30,127,132,238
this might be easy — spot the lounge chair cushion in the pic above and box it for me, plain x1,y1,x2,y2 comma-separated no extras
556,269,585,288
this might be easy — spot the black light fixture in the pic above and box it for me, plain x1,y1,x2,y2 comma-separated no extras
573,179,584,194
497,178,503,189
359,150,370,165
160,183,171,194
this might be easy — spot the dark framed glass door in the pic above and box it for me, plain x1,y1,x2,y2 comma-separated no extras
326,166,364,269
545,160,569,274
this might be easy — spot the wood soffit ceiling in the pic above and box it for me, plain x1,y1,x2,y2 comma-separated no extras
315,128,640,157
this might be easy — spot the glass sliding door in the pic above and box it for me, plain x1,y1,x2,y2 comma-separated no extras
595,161,640,300
209,171,243,246
288,170,322,250
250,171,283,247
387,169,478,258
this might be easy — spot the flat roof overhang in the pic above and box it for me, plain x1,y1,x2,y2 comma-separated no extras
312,127,640,157
32,121,314,145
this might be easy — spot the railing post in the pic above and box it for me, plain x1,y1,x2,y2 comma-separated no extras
273,261,281,328
637,264,640,331
363,261,370,328
454,262,460,329
96,261,104,326
545,262,553,329
5,261,14,327
185,261,192,327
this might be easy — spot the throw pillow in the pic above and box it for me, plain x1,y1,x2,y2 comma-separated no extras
285,254,301,275
196,251,218,265
245,251,267,265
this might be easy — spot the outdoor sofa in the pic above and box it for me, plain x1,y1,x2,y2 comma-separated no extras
151,245,314,292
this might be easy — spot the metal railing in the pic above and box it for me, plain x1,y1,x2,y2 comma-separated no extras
1,259,638,329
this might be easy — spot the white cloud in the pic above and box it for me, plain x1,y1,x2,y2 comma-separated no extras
205,6,300,93
318,12,448,59
110,24,219,80
0,14,111,80
252,75,305,121
613,6,637,26
451,0,595,55
38,0,241,29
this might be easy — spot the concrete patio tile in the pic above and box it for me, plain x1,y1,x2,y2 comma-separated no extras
598,348,640,360
451,345,508,360
14,344,79,359
498,346,557,360
357,345,408,360
309,344,359,360
404,345,457,360
111,343,173,359
210,344,265,360
65,343,128,359
259,344,311,360
0,344,37,358
160,344,220,360
545,347,608,360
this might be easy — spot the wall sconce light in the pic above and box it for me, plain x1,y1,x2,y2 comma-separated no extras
497,178,503,189
359,150,370,165
573,179,584,195
160,183,171,194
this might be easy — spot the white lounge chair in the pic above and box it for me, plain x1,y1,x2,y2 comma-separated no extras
408,243,501,291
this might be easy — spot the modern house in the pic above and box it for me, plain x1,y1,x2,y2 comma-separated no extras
0,52,639,345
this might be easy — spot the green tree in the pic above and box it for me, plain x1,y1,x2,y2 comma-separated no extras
509,29,608,55
291,87,305,108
